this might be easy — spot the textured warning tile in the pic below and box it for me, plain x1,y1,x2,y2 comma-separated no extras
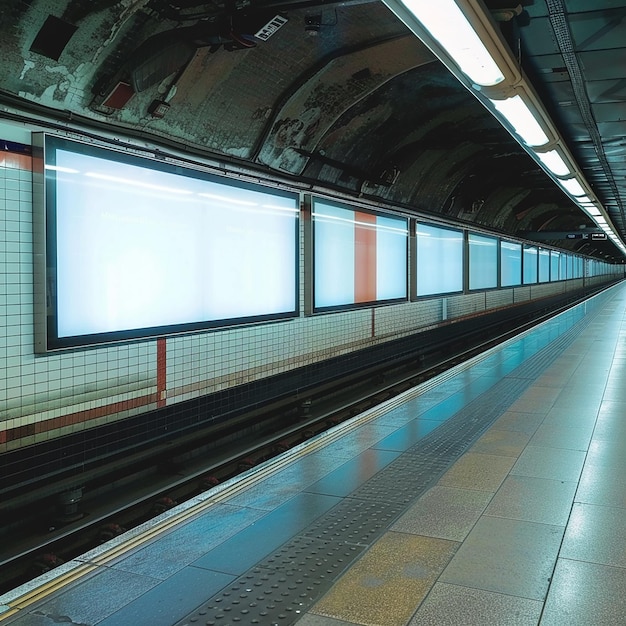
310,532,458,626
437,452,516,492
408,582,542,625
391,486,492,542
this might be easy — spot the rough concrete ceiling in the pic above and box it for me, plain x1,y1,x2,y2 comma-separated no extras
1,0,625,261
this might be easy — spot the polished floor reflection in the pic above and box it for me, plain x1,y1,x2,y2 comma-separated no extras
2,283,626,626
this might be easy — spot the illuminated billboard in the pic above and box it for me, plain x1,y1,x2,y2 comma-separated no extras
34,135,299,351
313,200,408,310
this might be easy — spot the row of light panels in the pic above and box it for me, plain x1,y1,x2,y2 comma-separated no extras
383,0,625,256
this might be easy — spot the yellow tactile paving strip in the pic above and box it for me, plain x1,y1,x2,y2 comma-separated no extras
0,358,488,622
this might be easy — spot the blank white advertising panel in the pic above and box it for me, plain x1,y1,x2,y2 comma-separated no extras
550,251,560,280
416,224,463,296
538,249,550,283
500,240,522,287
469,233,497,290
313,200,407,309
523,245,538,284
38,136,299,349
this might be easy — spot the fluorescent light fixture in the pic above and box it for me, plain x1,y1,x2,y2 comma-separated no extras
490,95,550,147
585,206,602,216
559,177,586,197
536,149,570,177
400,0,505,86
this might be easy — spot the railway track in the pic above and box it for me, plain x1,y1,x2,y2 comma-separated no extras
0,284,614,594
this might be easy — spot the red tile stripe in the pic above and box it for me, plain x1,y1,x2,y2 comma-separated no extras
2,394,157,443
0,153,32,169
355,211,377,303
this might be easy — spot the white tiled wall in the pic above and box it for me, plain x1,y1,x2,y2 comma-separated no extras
0,144,620,454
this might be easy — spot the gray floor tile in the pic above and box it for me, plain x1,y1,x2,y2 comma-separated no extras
9,567,160,626
305,448,401,497
506,386,561,414
227,451,354,510
542,406,599,428
605,379,626,396
596,399,626,424
575,462,626,507
98,566,233,626
593,418,626,445
485,475,576,526
439,516,564,600
560,502,626,568
112,503,267,579
373,419,441,451
491,411,545,435
319,423,397,458
470,427,531,457
540,559,626,626
528,423,593,451
585,438,626,470
391,486,492,541
296,615,358,626
193,492,341,575
438,453,516,492
375,403,425,428
511,445,585,482
553,383,607,400
409,582,543,626
542,392,602,412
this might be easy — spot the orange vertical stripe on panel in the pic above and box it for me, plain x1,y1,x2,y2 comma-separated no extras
354,212,377,303
157,337,167,407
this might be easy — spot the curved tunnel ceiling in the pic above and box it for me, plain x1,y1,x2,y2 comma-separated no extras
0,0,624,261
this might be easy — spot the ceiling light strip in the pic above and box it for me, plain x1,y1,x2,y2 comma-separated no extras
381,0,625,255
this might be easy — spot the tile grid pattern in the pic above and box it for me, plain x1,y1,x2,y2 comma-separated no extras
172,292,602,625
0,285,620,626
1,148,611,457
304,285,626,625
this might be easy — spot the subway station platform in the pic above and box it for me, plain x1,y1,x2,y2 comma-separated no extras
2,282,626,626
